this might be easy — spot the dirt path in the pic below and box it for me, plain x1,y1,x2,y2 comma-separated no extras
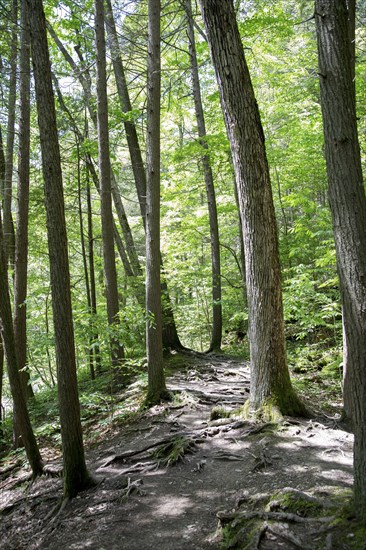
0,355,354,549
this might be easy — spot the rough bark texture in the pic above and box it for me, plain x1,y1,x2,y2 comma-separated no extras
200,0,304,415
315,0,366,520
146,0,167,403
29,0,92,497
14,0,33,401
184,0,222,352
2,0,17,268
95,0,124,365
0,210,43,475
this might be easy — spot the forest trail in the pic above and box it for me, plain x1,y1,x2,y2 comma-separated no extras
0,354,354,549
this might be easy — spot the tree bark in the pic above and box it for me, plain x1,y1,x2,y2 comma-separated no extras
14,0,33,402
95,0,125,366
2,0,17,269
315,0,366,520
0,209,43,475
146,0,168,403
29,0,93,497
199,0,305,415
184,0,222,352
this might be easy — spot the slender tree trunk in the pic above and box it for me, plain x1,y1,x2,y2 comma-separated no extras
0,209,43,475
76,142,95,380
184,0,222,352
95,0,125,366
146,0,168,403
29,0,93,498
0,126,4,437
86,179,101,375
315,0,366,521
3,0,17,269
14,0,33,401
200,0,305,415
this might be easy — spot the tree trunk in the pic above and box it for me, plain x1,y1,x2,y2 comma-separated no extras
86,178,101,375
146,0,168,404
2,0,17,269
315,0,366,521
184,0,222,352
14,0,33,402
29,0,93,498
94,0,124,366
0,209,43,475
199,0,305,415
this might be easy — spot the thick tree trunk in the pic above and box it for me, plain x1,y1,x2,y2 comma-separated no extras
146,0,168,403
95,0,124,366
184,0,222,352
200,0,305,415
315,0,366,520
0,210,43,475
2,0,17,268
29,0,93,497
14,0,33,402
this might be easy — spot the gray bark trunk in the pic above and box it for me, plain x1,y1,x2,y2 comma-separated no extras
95,0,125,365
200,0,305,415
315,0,366,520
29,0,93,497
184,0,222,352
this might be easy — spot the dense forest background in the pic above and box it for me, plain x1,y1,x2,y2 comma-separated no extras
1,0,366,525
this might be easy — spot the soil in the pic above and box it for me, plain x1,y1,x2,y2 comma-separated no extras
0,354,357,550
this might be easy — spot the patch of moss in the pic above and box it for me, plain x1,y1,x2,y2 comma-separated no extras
150,435,196,466
210,406,231,421
232,399,283,423
267,488,323,517
221,518,262,549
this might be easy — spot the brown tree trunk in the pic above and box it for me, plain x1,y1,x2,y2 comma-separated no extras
94,0,124,366
184,0,222,352
200,0,305,415
14,0,33,402
2,0,17,269
146,0,168,403
315,0,366,520
0,209,43,475
29,0,93,497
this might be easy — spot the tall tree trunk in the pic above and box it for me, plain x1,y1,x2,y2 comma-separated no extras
315,0,366,521
14,0,33,401
0,209,43,475
0,126,5,438
76,141,95,380
86,178,101,375
94,0,124,366
146,0,168,403
184,0,222,352
29,0,93,498
199,0,305,415
2,0,17,268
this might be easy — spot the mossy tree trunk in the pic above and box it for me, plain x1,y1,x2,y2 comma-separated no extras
200,0,305,416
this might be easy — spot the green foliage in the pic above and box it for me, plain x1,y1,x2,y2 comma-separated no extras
150,435,197,466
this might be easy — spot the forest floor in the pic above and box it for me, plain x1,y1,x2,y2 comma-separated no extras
0,353,360,550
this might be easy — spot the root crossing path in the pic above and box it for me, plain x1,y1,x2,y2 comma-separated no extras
0,354,354,549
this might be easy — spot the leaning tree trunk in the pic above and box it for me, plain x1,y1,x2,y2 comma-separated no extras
0,209,43,475
145,0,168,404
315,0,366,521
199,0,305,416
184,0,222,352
29,0,93,498
94,0,124,366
